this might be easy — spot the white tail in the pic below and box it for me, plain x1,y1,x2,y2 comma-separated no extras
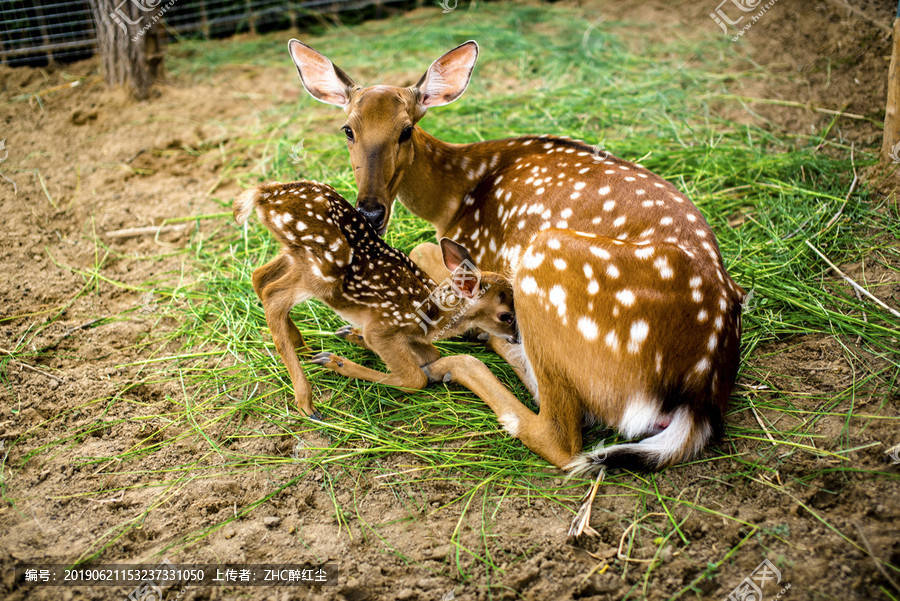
287,40,745,470
235,180,517,417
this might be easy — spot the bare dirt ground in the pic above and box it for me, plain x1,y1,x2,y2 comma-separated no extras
1,1,898,600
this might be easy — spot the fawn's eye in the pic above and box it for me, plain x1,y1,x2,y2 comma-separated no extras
341,125,354,142
398,125,413,144
498,312,514,324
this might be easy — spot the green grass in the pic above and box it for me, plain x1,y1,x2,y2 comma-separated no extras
3,1,899,598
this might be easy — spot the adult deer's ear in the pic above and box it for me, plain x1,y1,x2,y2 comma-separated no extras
440,238,479,298
415,40,479,110
288,39,356,107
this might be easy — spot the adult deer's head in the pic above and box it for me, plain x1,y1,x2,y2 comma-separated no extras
288,39,478,235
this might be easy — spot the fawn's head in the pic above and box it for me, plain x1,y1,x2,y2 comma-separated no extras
436,239,518,344
288,39,479,234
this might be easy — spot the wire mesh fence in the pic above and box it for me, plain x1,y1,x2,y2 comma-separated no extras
0,0,419,67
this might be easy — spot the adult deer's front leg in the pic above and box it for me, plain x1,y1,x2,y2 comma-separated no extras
311,331,430,390
410,242,451,282
426,354,580,469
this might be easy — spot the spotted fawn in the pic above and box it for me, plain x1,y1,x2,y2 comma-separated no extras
234,180,517,416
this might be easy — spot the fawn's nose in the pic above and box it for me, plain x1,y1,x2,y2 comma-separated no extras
357,199,387,234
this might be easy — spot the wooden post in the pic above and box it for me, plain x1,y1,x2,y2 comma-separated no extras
882,3,900,162
87,0,165,100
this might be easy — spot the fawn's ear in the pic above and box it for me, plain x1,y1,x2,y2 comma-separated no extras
415,40,479,109
440,238,479,298
288,39,356,107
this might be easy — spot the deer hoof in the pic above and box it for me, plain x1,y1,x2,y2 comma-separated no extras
442,372,453,383
310,352,333,365
334,325,354,338
308,410,324,422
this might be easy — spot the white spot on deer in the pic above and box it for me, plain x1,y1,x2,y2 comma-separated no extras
718,296,727,311
577,316,599,341
522,249,545,270
692,289,703,303
619,165,630,171
547,238,561,250
499,413,520,437
714,315,724,331
636,189,646,196
599,185,611,196
694,357,710,373
560,208,573,219
641,200,654,208
578,167,590,174
590,246,610,260
707,333,718,351
549,285,567,318
697,309,708,322
655,352,662,374
592,216,602,224
583,264,593,278
541,209,552,220
587,280,599,295
625,176,636,182
603,200,615,212
653,256,673,279
604,330,620,352
553,258,567,270
570,192,581,200
660,216,674,226
518,219,526,230
635,246,654,260
519,275,539,295
689,276,702,288
615,289,635,307
573,181,586,191
627,319,649,354
536,187,545,195
606,264,620,278
283,231,296,242
613,216,626,228
556,220,568,229
686,214,697,223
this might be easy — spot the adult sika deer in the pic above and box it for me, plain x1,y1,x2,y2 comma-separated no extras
286,39,745,474
234,180,517,417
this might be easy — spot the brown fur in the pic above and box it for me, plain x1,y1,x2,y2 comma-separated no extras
234,179,517,416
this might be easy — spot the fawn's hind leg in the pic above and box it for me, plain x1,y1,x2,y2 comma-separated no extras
254,263,314,415
253,254,306,351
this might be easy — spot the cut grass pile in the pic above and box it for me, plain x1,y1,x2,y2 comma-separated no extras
3,2,898,597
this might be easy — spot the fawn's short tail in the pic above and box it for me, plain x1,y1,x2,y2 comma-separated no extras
233,188,259,225
566,406,713,474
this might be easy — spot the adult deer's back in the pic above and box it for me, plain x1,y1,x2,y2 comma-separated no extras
285,39,745,472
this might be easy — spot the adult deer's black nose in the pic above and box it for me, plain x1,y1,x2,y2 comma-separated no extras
357,199,387,234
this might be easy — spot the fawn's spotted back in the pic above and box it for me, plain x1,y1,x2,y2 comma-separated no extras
236,180,435,329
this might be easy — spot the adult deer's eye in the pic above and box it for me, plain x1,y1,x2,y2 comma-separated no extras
398,125,413,143
341,125,354,142
498,312,514,324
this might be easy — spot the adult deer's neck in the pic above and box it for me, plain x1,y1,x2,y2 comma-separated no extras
396,128,477,237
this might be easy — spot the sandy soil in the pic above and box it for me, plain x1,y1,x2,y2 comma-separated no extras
1,1,897,600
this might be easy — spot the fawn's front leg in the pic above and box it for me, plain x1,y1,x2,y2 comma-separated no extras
334,325,370,350
311,330,434,390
